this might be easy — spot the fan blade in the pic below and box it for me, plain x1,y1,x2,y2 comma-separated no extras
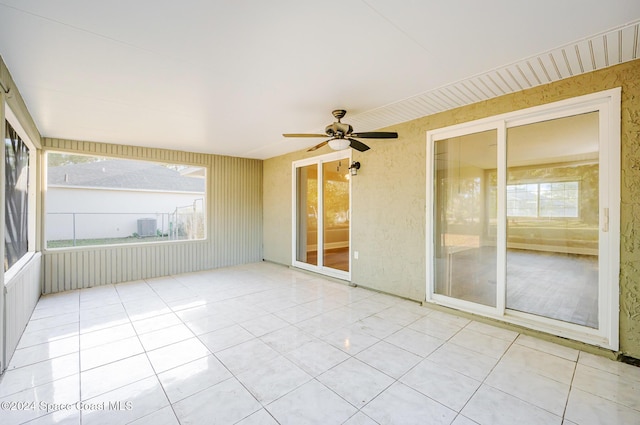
283,133,327,138
307,140,330,152
350,131,398,139
347,138,370,152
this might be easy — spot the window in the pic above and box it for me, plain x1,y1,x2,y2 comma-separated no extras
506,181,579,218
539,181,579,217
45,153,206,249
5,121,30,271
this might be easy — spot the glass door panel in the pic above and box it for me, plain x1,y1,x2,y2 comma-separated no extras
322,160,350,272
506,112,600,328
296,164,318,266
434,129,497,307
428,89,620,349
293,153,351,279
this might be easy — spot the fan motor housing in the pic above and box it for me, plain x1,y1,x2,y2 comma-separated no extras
325,122,353,137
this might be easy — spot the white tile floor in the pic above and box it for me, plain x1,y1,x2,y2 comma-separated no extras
1,262,640,425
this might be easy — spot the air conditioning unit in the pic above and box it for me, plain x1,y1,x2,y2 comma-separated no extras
137,218,157,237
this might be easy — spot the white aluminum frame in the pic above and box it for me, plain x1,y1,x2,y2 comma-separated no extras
291,150,352,281
426,88,621,350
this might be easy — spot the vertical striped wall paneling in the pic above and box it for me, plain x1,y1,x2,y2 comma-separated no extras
41,138,263,294
5,254,41,364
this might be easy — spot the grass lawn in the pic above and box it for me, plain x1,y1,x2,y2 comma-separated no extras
46,235,181,248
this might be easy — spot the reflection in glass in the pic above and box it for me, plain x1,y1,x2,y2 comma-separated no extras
323,160,350,272
296,164,318,265
505,112,599,328
434,130,497,307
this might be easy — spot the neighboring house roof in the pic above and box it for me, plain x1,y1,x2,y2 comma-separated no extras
48,159,205,192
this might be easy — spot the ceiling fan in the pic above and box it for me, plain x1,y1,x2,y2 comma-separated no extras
283,109,398,152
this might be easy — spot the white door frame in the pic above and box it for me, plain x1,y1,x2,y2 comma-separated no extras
426,88,621,350
292,150,352,281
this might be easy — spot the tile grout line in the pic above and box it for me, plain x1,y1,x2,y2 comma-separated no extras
337,308,456,424
136,277,187,425
446,322,519,424
560,352,580,423
12,264,640,425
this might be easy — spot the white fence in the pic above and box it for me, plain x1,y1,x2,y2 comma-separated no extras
46,186,204,244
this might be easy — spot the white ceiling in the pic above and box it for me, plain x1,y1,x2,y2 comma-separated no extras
0,1,639,159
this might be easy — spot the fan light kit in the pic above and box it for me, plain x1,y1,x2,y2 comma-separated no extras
283,109,398,152
328,139,351,151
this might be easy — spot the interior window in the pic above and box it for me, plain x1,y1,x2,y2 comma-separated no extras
506,181,579,218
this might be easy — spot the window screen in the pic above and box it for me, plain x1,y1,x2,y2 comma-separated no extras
5,121,30,271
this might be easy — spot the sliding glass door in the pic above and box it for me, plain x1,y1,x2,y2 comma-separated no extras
434,130,498,308
505,112,600,328
293,152,351,279
427,89,620,349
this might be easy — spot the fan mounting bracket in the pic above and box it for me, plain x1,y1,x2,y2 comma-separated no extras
332,109,347,121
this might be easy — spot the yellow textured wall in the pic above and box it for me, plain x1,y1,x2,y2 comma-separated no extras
263,59,640,358
263,148,328,266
